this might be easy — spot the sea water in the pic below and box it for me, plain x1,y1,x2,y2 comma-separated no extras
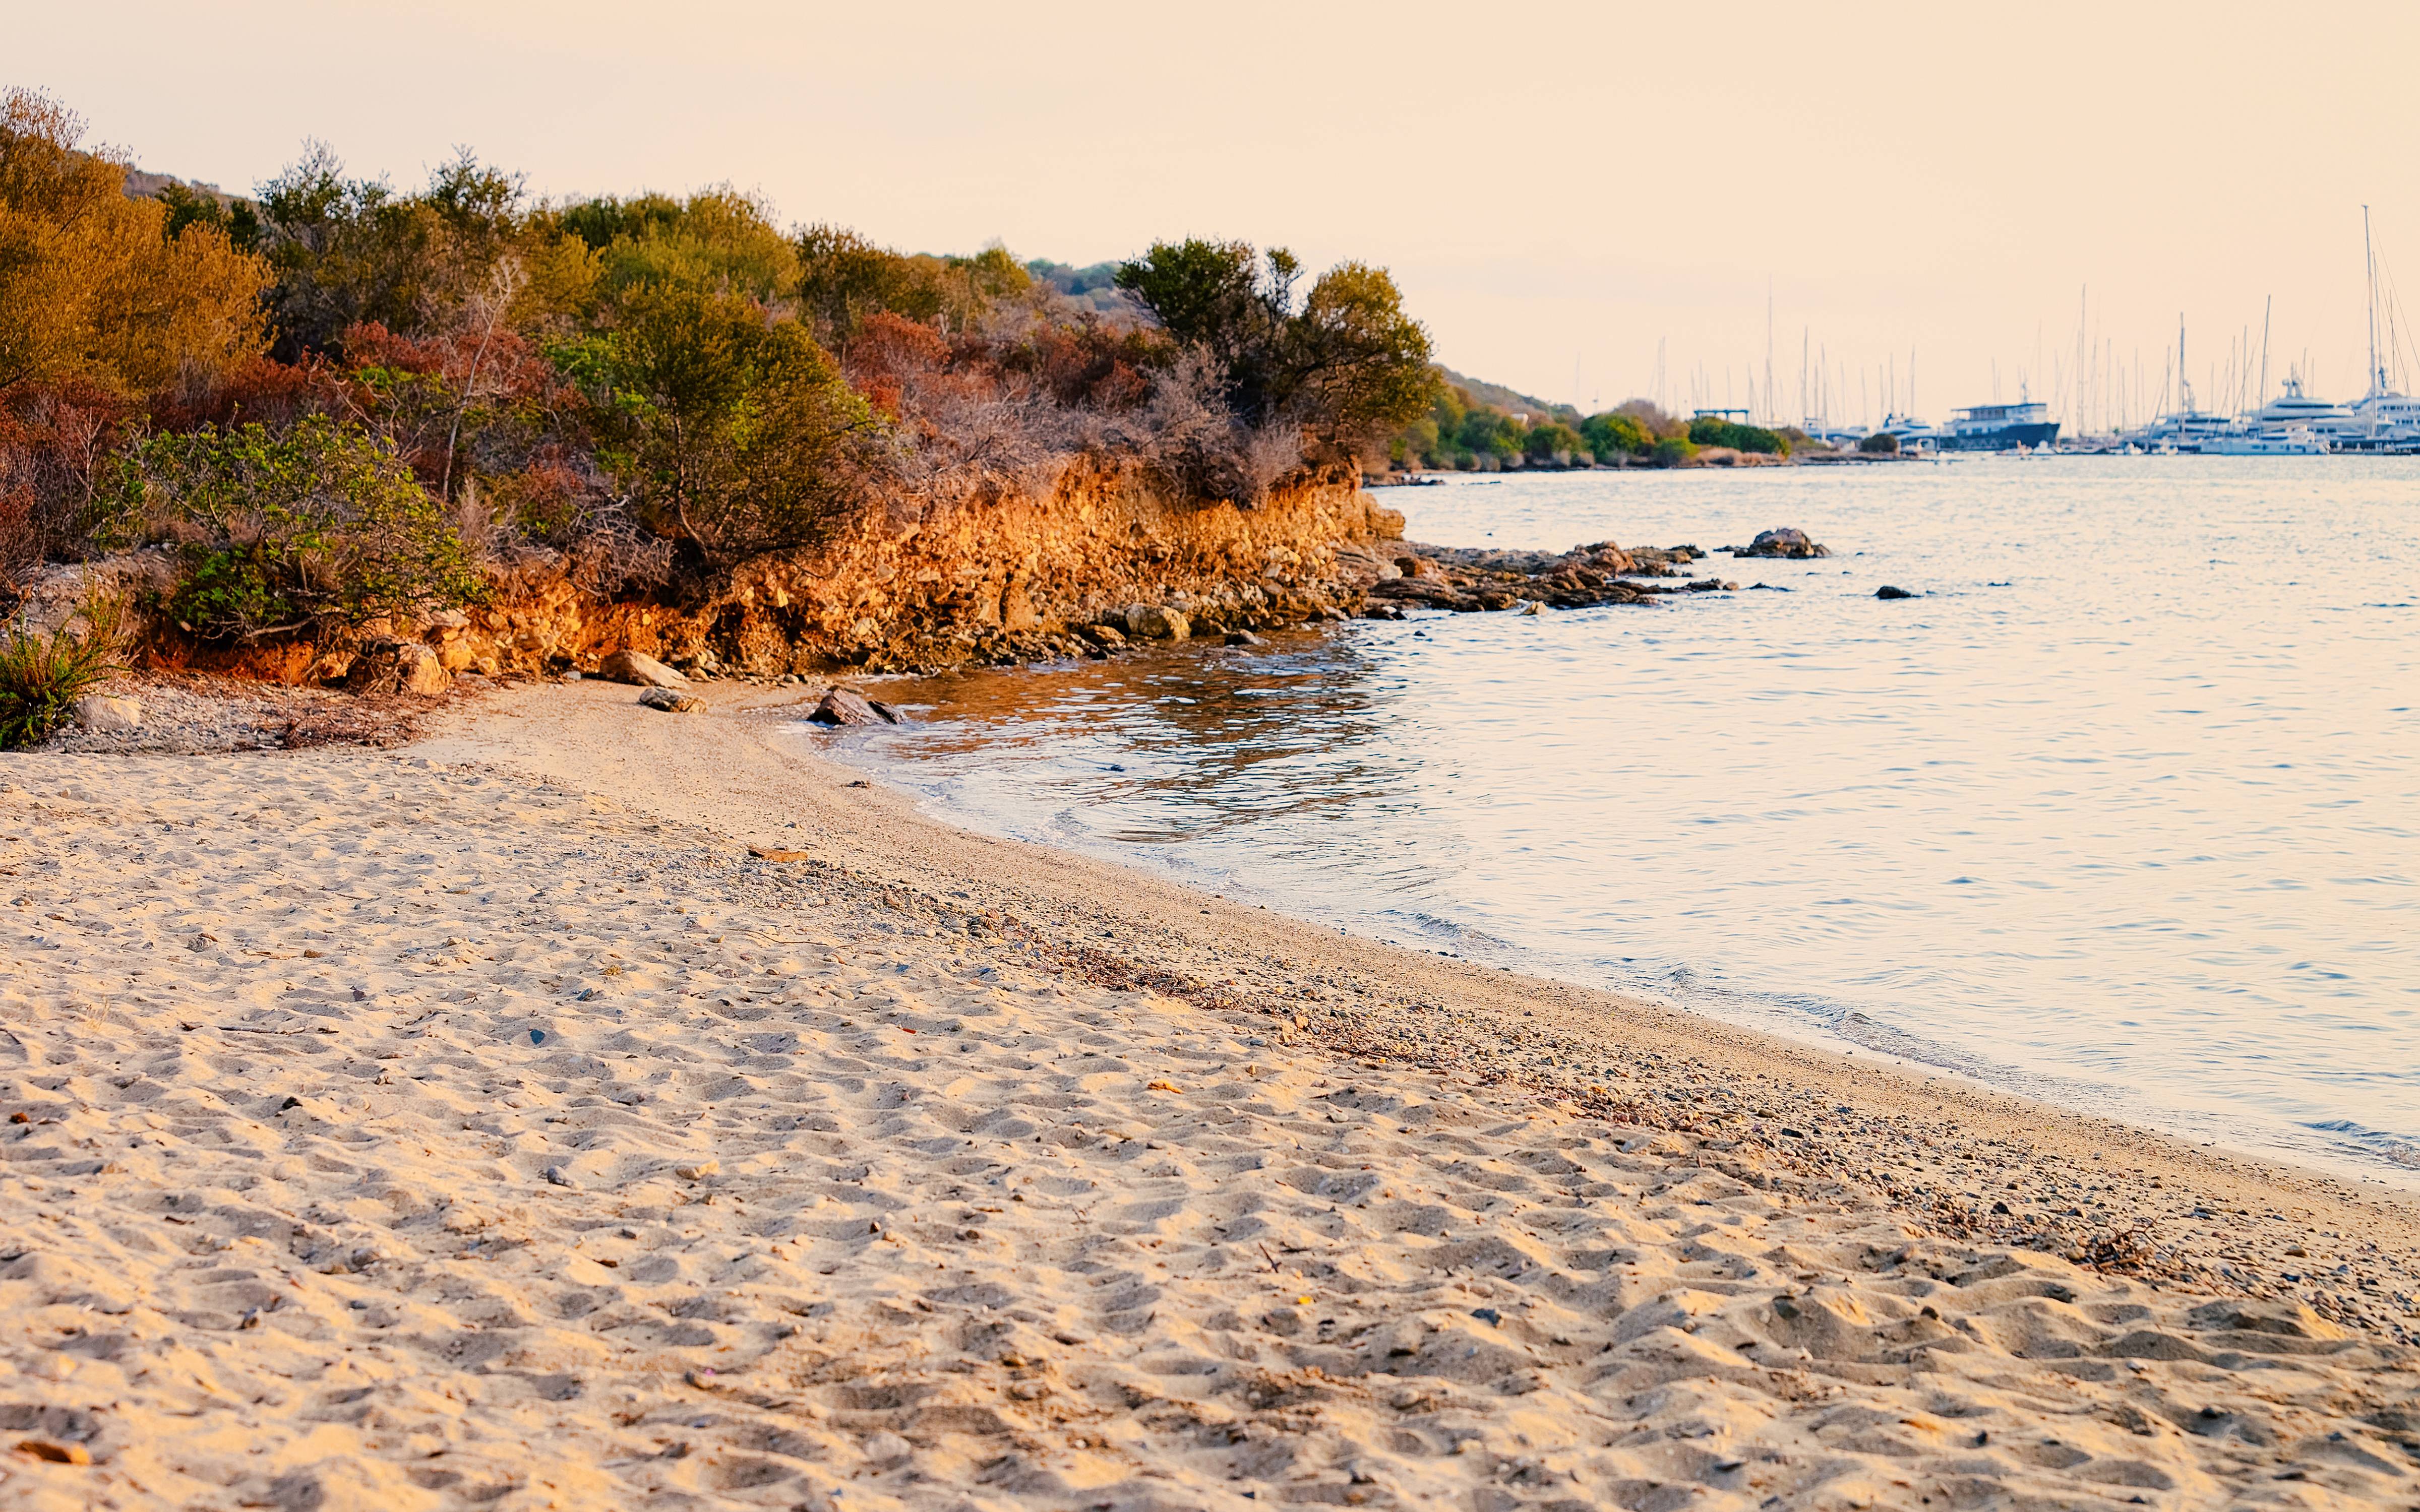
797,458,2419,1183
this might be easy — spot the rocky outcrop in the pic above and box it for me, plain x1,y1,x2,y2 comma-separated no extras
1357,539,1736,614
1732,527,1831,559
400,468,1395,684
19,466,1406,688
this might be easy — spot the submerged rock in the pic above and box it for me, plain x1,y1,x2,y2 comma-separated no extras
1876,585,1916,600
598,649,690,688
1735,527,1832,559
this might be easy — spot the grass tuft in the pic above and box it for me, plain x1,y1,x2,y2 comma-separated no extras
0,597,125,749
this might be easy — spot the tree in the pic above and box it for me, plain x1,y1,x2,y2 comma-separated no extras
794,226,1029,346
254,144,591,359
1287,262,1437,460
560,289,879,568
0,88,267,397
1115,238,1434,469
562,187,796,306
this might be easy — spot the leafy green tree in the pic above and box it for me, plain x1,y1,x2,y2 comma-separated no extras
107,415,483,639
1287,262,1437,459
558,289,878,568
559,188,796,306
1650,434,1699,467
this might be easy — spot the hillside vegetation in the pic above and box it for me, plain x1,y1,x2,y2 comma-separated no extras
0,88,1437,651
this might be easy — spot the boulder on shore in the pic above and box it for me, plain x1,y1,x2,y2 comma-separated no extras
598,649,690,688
346,640,450,697
637,687,702,713
1735,527,1832,559
1124,604,1191,642
808,687,905,727
73,694,143,733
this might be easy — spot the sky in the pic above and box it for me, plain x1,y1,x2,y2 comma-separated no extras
16,0,2420,428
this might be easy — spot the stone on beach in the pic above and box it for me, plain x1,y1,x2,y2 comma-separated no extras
344,639,450,696
597,649,690,688
636,686,702,713
71,693,142,732
807,687,903,726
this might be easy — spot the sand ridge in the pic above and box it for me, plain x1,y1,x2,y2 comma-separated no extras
0,685,2413,1509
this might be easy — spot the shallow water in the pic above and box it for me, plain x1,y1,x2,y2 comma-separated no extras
797,458,2420,1183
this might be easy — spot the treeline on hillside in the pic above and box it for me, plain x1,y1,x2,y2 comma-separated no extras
0,87,1436,645
1391,384,1805,471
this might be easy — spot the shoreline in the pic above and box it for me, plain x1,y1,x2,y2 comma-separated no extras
425,684,2420,1322
3,679,2415,1507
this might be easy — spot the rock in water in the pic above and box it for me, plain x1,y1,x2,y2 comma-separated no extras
807,687,903,726
1225,630,1267,646
346,640,451,696
598,649,690,688
637,687,702,713
1876,585,1916,600
1124,604,1191,641
1737,527,1832,559
72,694,142,733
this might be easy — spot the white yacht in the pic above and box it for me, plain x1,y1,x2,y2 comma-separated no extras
2246,373,2361,445
2201,424,2331,455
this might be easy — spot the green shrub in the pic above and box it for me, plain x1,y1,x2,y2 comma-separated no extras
1686,417,1789,455
1859,430,1900,454
106,416,483,640
1580,411,1654,458
559,287,879,568
1524,421,1588,463
1650,435,1699,467
0,597,122,749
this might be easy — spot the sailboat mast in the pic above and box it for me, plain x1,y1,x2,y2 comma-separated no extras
2258,296,2271,410
2365,205,2383,398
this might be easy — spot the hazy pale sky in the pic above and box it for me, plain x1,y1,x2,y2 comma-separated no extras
18,0,2420,426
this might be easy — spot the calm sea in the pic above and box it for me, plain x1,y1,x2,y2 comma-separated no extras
794,458,2419,1184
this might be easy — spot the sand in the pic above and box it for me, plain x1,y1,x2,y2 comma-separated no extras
2,679,2415,1510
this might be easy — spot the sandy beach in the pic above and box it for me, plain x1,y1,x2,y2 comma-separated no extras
4,679,2416,1511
